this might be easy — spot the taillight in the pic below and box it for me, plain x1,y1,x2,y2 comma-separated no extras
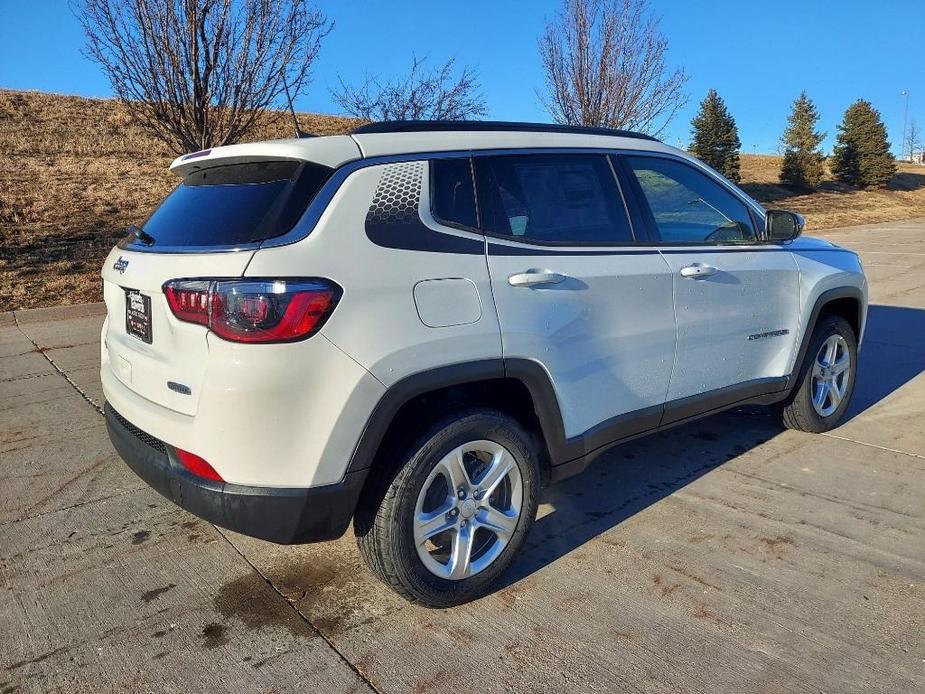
163,279,339,343
164,280,211,326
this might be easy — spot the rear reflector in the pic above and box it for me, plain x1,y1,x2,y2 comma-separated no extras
163,278,340,343
175,448,223,482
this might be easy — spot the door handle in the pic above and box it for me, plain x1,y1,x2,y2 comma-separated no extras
679,263,718,279
507,270,568,287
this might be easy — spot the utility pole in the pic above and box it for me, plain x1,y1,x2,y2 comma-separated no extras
901,90,910,161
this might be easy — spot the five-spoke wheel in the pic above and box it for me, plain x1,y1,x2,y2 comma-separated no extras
413,440,523,580
810,334,851,417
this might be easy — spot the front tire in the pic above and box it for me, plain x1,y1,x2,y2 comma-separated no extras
355,410,540,607
779,315,857,432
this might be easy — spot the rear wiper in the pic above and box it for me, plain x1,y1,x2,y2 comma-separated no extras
127,224,156,246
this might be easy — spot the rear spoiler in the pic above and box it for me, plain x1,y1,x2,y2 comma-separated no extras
168,136,362,177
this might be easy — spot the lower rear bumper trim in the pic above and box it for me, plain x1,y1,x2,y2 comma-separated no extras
104,402,366,544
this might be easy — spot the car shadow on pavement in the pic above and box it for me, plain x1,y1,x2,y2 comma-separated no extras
495,303,925,591
497,409,780,590
843,304,925,420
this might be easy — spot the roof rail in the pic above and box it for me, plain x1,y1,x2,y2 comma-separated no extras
351,120,659,141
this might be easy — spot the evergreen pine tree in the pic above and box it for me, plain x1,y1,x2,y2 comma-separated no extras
830,99,896,188
779,92,826,189
690,89,741,182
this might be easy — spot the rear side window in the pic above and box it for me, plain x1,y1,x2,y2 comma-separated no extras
474,154,633,244
624,156,756,244
431,158,478,229
139,160,331,248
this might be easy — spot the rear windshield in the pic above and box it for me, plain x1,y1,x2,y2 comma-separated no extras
138,160,331,248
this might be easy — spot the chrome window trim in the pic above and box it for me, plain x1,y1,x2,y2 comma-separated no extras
120,146,767,254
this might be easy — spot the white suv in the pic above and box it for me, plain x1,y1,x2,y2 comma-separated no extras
101,121,867,606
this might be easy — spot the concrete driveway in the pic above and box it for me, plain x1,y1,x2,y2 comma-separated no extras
2,219,923,693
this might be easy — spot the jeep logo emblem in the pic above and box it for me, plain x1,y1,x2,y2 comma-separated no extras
113,256,129,274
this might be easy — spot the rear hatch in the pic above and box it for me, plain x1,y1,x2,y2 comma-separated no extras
101,159,332,415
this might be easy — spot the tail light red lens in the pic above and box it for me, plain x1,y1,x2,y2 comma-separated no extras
211,280,337,343
175,447,223,482
164,280,211,325
163,279,339,343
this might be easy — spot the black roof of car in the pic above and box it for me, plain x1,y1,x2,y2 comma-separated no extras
351,120,659,141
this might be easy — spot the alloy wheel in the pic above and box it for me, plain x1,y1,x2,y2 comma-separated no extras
811,334,851,417
412,440,523,580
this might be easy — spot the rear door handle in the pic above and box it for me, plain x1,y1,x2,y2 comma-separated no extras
679,263,718,279
508,270,568,287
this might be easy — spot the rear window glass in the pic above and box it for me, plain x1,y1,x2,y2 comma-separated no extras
431,158,478,228
139,161,331,248
474,154,633,244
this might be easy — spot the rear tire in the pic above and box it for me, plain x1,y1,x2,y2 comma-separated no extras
779,315,857,433
355,409,540,607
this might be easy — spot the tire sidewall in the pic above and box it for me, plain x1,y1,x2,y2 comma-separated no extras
388,411,540,606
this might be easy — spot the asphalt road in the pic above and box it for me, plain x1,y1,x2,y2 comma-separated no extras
2,219,923,693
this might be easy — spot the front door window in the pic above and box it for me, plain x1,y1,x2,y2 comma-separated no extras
625,156,756,244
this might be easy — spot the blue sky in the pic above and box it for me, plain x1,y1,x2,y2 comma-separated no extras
1,0,921,155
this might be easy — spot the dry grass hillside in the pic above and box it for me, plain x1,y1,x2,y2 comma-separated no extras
0,89,358,310
737,155,925,230
2,88,924,310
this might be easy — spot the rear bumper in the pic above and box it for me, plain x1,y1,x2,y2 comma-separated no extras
104,402,366,544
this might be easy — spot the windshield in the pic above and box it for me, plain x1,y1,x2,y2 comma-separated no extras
137,160,331,248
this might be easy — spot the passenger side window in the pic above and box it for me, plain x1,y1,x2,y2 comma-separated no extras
625,156,756,244
431,158,478,229
475,154,633,244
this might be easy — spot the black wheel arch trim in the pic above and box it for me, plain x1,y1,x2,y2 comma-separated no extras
345,358,581,476
346,360,506,475
789,286,865,386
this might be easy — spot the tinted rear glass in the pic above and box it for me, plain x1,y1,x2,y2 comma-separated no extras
139,161,331,248
474,154,633,244
431,158,478,228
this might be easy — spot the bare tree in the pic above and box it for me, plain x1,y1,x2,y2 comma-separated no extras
333,55,487,121
75,0,333,153
538,0,688,136
905,118,923,162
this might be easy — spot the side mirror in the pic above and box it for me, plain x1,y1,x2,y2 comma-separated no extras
765,209,805,242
